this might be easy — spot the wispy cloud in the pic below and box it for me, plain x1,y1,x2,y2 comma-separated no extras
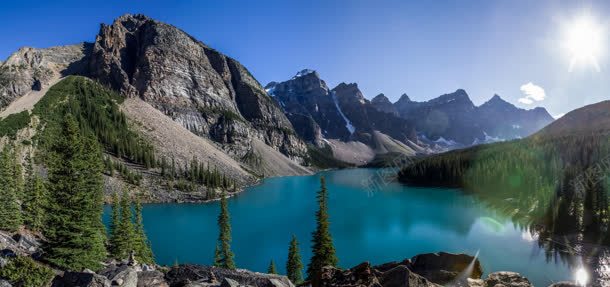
518,82,546,105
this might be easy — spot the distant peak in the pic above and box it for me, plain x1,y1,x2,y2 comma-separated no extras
397,93,411,103
372,93,391,103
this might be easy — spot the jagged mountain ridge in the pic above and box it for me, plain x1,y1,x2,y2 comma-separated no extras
266,70,425,165
381,89,554,145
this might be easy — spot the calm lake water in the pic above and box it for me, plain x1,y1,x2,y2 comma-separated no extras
103,168,573,286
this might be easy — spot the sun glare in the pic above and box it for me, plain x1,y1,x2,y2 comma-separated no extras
562,14,606,72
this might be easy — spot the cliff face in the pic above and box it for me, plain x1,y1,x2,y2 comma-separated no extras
88,14,307,163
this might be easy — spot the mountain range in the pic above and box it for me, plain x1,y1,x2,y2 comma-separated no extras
0,14,555,200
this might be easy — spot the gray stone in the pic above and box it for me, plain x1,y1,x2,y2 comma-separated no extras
136,271,168,287
483,272,532,287
51,271,111,287
220,278,240,287
0,279,12,287
409,252,483,285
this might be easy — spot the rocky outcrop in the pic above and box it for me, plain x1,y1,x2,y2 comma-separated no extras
409,252,483,285
0,43,90,109
0,231,41,257
318,261,437,287
316,252,483,287
88,14,307,164
164,264,293,287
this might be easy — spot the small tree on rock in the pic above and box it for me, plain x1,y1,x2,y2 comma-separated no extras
286,235,303,284
214,191,235,269
306,176,338,283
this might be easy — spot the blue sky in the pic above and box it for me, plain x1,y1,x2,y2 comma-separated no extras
2,0,610,117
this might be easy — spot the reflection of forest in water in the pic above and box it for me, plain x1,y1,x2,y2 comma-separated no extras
399,134,610,284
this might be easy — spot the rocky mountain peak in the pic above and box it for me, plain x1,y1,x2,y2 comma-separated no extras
292,68,318,79
431,89,474,107
333,82,366,104
481,94,514,109
87,14,308,164
372,93,391,104
397,93,412,103
371,93,398,115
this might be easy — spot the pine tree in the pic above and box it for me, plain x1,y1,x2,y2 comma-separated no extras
133,198,154,264
113,190,136,260
286,235,303,284
213,191,235,269
306,176,338,283
108,192,121,257
23,174,47,232
45,114,107,270
267,260,277,274
0,146,22,232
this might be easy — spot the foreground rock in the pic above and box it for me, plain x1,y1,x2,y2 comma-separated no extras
0,230,42,257
316,253,541,287
49,263,293,287
165,264,293,287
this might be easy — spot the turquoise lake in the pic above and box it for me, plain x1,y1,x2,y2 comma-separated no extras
103,168,573,286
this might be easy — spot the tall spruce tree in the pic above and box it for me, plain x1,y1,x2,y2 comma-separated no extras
108,192,121,257
22,154,47,232
133,199,154,264
214,191,235,269
23,178,47,232
112,190,136,260
267,260,277,274
45,114,106,270
286,235,303,284
306,176,338,283
0,146,22,232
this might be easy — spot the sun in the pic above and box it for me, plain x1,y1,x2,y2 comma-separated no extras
562,14,605,72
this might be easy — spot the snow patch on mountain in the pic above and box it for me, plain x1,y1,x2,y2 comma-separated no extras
331,91,355,134
434,136,459,146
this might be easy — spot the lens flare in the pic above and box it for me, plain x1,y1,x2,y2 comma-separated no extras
575,267,589,286
561,13,606,72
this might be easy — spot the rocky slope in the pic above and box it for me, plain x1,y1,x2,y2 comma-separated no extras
391,90,554,146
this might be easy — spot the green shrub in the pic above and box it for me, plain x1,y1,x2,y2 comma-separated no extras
0,256,55,287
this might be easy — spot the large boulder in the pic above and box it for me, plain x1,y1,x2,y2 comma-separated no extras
409,252,483,285
99,264,138,287
137,271,168,287
317,261,439,287
51,271,111,287
12,233,41,254
482,272,532,287
165,265,293,287
0,280,11,287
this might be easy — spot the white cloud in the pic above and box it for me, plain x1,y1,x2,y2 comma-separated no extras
518,82,546,105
